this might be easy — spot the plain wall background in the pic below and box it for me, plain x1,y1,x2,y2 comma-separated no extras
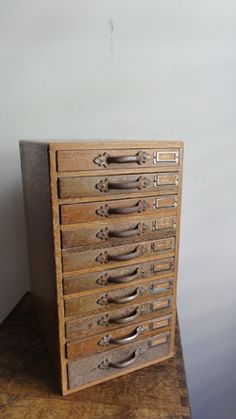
0,1,236,417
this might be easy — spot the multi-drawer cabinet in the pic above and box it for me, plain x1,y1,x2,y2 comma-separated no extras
20,140,183,395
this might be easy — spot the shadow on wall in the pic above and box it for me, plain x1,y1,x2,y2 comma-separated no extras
0,168,30,322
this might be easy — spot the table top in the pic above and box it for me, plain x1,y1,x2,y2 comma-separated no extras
0,293,191,418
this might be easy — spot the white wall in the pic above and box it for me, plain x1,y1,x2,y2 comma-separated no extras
1,1,236,417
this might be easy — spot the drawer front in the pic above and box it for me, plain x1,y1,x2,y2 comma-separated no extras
60,195,178,224
64,278,173,317
67,314,172,359
58,173,179,199
57,148,180,172
68,331,171,389
65,296,173,340
61,216,177,249
63,257,175,295
62,237,175,272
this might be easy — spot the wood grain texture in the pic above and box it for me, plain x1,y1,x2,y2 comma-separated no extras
61,216,177,249
62,238,176,272
50,139,184,150
67,314,173,359
68,331,172,388
19,141,60,380
49,146,68,395
60,195,178,224
20,140,183,395
63,257,175,295
58,172,179,199
65,296,173,340
0,293,191,418
57,147,180,171
64,279,174,317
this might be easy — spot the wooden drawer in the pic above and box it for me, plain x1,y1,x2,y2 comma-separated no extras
67,314,172,359
60,195,178,224
63,257,175,295
66,296,173,340
64,278,173,317
61,216,176,249
62,237,175,272
57,148,180,172
67,331,171,389
58,172,179,199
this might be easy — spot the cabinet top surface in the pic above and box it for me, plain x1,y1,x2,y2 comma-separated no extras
20,140,184,150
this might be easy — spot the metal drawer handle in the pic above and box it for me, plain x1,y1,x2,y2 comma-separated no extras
108,245,146,261
97,222,147,240
96,266,145,286
108,266,143,283
96,245,146,264
96,200,148,217
99,325,147,346
108,287,144,304
94,151,150,168
99,348,144,369
96,176,150,193
97,286,144,305
109,306,142,324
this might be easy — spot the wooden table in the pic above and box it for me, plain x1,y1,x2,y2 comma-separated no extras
0,293,191,418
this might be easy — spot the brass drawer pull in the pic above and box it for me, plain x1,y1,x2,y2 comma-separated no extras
108,267,142,284
108,287,144,304
96,266,144,285
96,200,148,217
99,326,147,346
96,176,150,193
109,245,146,262
96,245,146,264
98,287,144,305
99,348,144,369
97,222,146,240
107,246,146,261
109,307,142,324
94,151,150,167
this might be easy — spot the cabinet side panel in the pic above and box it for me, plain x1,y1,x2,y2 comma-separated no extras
20,141,60,380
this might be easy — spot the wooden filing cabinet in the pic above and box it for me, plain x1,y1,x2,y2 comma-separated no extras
20,140,183,395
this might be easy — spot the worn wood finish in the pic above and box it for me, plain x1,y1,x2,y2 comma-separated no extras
67,314,172,359
68,332,171,389
63,257,175,295
62,238,176,272
19,142,61,380
20,140,183,395
66,296,173,340
0,293,191,418
61,216,176,249
51,139,184,149
59,172,179,199
65,278,173,317
57,148,180,172
60,195,178,224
